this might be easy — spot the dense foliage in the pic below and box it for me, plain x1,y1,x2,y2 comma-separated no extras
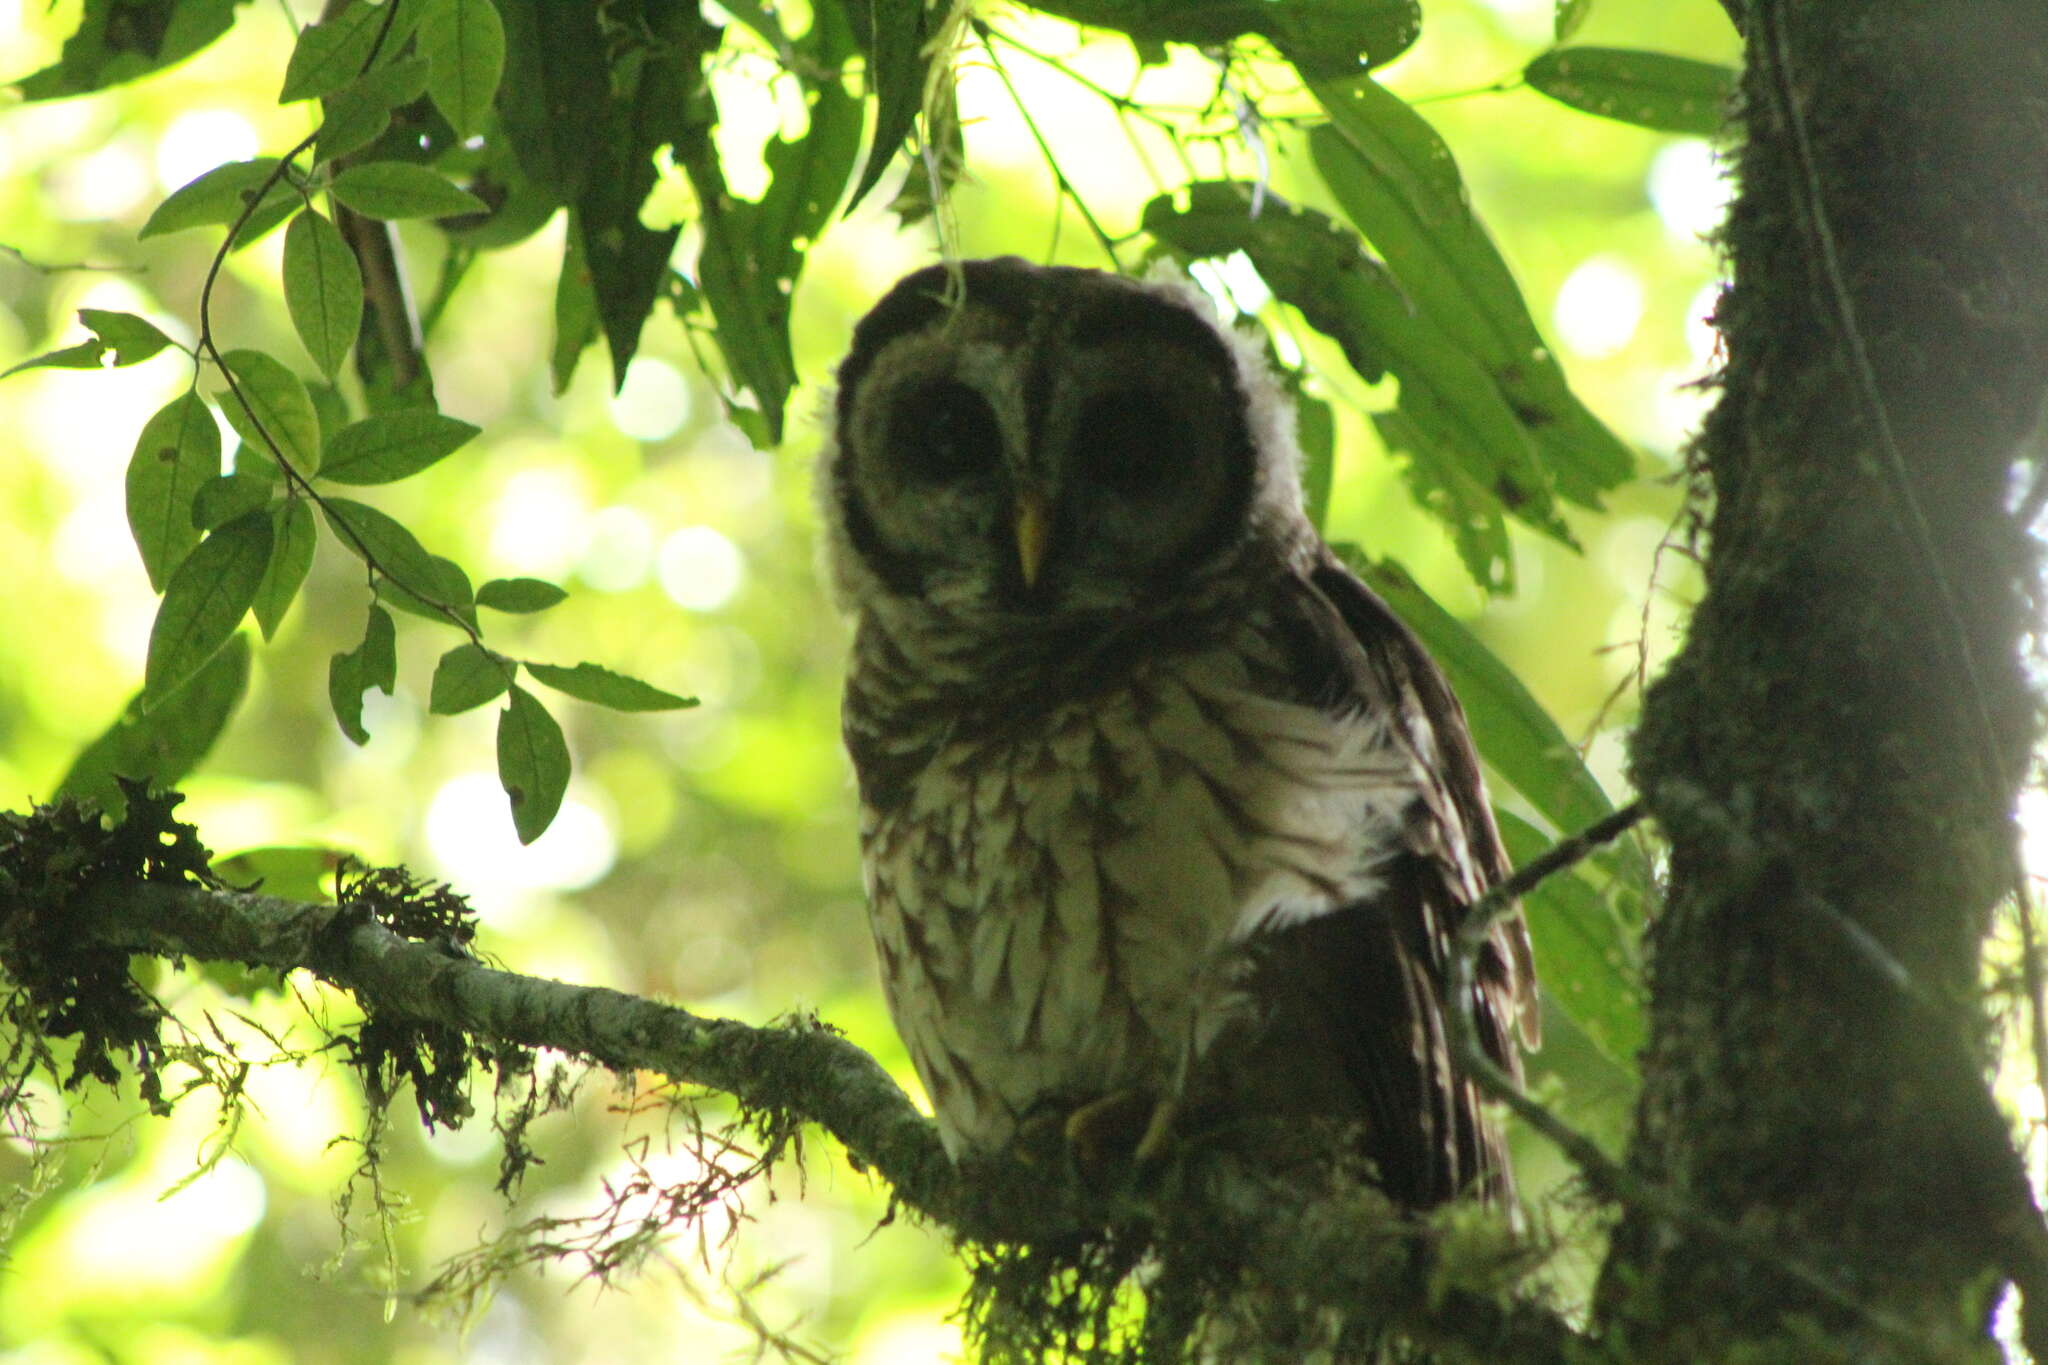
0,0,1819,1359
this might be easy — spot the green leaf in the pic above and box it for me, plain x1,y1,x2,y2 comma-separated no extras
79,309,175,365
430,643,512,714
551,225,598,394
59,636,250,820
1524,47,1737,137
307,380,351,446
1296,389,1335,533
253,499,317,639
280,0,426,103
477,577,566,613
320,411,479,484
144,510,273,704
320,497,454,610
568,4,716,389
493,0,609,201
418,0,505,140
126,391,221,591
16,0,241,101
680,62,863,439
1342,549,1617,836
845,0,934,212
191,473,273,530
1305,79,1634,505
217,348,322,475
525,661,696,712
373,555,476,627
1024,0,1420,73
212,845,343,903
329,604,396,745
232,187,304,250
1373,408,1514,592
437,136,559,248
497,686,569,844
1,340,108,378
283,210,363,379
1555,0,1594,41
139,157,291,239
329,161,487,219
1496,807,1644,1067
1144,183,1569,587
315,56,431,164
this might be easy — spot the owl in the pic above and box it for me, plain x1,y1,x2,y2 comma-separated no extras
818,258,1538,1209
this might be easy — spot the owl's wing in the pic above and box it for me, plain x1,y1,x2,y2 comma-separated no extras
1248,554,1538,1207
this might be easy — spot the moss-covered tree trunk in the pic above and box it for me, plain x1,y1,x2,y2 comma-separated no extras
1603,0,2048,1357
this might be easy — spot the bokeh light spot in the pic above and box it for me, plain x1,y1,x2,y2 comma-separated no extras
609,357,692,442
154,109,259,195
657,525,744,611
1647,139,1732,243
1554,257,1645,359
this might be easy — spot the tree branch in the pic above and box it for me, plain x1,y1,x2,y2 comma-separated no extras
1,851,1593,1362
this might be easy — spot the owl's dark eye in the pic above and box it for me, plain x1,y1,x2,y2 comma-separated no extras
1073,388,1183,495
890,380,1002,482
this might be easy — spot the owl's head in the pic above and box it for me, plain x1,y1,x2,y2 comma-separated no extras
818,258,1308,624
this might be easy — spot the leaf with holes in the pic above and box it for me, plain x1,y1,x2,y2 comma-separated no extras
320,411,479,484
525,661,696,712
1525,47,1737,136
329,604,396,745
1305,80,1634,506
217,348,322,476
417,0,505,139
497,685,569,843
682,65,862,441
283,210,363,379
253,499,317,639
1145,183,1571,586
127,392,221,590
80,309,175,364
144,510,273,705
430,643,512,714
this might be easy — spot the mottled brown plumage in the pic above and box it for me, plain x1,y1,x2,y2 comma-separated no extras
819,258,1535,1208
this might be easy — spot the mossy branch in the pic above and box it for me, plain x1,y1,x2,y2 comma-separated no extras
1,791,1591,1362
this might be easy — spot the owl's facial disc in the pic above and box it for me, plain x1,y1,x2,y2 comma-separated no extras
831,261,1262,620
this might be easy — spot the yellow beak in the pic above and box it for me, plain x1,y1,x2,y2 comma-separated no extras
1013,490,1051,589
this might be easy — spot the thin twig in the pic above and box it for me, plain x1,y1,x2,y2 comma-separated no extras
972,24,1122,267
1446,803,1944,1359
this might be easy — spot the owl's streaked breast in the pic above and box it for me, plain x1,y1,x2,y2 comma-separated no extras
859,631,1419,1156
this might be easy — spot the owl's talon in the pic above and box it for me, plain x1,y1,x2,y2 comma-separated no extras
1063,1090,1170,1172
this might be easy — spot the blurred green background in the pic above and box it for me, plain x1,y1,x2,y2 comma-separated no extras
0,0,1739,1359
